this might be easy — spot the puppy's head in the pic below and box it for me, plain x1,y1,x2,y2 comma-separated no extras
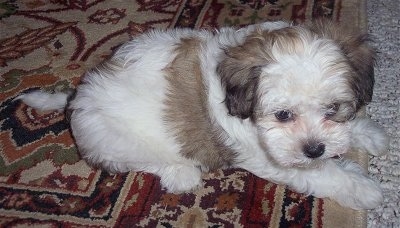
217,21,375,168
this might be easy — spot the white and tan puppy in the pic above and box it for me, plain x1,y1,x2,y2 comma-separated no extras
18,20,389,210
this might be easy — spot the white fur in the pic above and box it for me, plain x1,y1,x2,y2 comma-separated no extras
17,22,389,209
16,91,69,112
350,117,389,156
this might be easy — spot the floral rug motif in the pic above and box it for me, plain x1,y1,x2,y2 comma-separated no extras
0,0,367,227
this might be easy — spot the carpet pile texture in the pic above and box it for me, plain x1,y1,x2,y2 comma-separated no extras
366,1,400,227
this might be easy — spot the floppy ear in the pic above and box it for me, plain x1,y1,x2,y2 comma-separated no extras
310,20,375,110
340,35,375,109
217,45,265,119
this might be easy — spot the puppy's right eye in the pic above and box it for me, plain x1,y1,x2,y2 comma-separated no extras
325,103,340,118
274,110,294,122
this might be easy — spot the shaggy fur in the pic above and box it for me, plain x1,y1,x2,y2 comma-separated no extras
17,20,389,209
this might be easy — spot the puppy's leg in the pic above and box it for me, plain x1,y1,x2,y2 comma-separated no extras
240,159,383,209
292,159,383,209
150,164,203,193
350,117,389,156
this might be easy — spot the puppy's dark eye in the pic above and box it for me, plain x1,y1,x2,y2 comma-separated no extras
325,103,340,118
274,110,294,122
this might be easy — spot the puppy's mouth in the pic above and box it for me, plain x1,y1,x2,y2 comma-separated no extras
289,157,326,169
277,152,344,169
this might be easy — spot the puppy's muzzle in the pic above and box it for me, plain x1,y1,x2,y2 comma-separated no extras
303,141,325,158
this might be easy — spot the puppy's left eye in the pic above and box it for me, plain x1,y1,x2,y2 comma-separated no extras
325,103,340,118
274,110,294,122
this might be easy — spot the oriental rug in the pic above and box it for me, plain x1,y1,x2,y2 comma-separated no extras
0,0,368,227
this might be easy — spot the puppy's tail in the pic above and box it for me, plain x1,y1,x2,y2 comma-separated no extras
15,89,75,112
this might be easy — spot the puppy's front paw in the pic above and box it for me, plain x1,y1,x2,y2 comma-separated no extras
351,118,389,156
332,171,383,210
159,165,202,193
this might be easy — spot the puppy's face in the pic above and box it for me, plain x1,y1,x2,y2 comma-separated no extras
255,53,355,167
218,21,374,168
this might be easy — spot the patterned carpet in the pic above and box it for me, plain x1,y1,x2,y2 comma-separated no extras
0,0,370,227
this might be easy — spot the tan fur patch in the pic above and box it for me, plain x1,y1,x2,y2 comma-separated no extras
163,38,236,170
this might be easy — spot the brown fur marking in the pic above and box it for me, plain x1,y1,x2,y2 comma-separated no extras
163,38,236,171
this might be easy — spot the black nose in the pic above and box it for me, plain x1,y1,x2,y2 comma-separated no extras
303,142,325,158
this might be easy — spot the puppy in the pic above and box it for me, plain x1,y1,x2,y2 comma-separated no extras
17,20,389,210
